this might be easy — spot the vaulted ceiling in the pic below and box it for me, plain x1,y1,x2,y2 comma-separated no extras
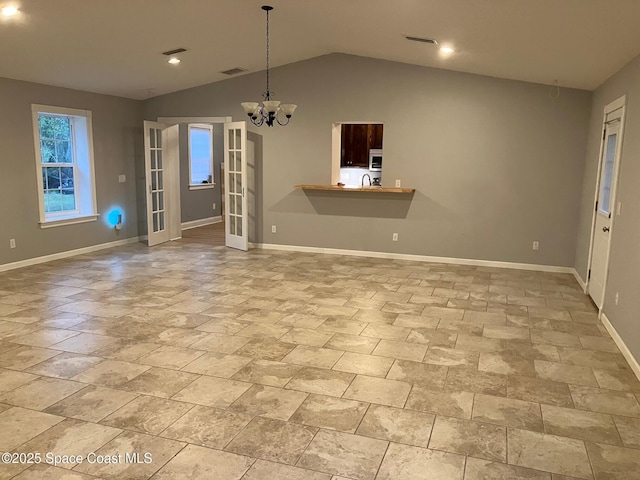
1,0,640,99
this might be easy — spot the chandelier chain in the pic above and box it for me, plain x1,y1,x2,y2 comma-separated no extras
265,7,270,97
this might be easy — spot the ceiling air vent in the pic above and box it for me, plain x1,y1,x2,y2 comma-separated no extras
405,36,438,45
220,67,248,76
162,47,187,56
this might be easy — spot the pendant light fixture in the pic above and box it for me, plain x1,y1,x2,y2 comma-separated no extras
241,5,297,127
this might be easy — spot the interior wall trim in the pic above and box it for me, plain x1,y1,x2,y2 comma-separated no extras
601,312,640,381
0,236,144,273
181,216,222,230
572,268,588,293
253,243,575,274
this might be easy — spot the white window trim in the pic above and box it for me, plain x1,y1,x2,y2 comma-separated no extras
39,214,99,229
32,104,98,228
188,123,214,189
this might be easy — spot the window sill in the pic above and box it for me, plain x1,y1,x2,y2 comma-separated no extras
189,184,215,191
39,214,99,229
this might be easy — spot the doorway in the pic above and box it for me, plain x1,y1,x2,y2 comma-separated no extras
586,96,626,310
148,116,254,251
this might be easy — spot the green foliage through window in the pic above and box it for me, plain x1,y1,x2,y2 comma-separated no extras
38,114,76,213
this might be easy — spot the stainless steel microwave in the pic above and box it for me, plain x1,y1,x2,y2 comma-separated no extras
369,149,383,171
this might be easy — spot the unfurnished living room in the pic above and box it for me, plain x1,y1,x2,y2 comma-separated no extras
1,1,640,479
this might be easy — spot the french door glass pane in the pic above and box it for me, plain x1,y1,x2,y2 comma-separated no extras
235,173,242,195
230,215,236,235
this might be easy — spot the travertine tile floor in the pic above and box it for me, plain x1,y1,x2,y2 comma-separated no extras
0,242,639,479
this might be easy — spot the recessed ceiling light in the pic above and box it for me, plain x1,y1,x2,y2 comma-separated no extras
440,46,455,54
1,6,19,16
168,57,181,65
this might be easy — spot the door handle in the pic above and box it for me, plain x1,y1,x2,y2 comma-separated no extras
603,226,610,232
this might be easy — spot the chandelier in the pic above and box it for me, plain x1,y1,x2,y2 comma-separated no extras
241,6,297,127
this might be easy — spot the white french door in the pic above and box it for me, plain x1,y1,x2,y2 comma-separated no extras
224,122,248,251
588,110,623,308
144,121,171,247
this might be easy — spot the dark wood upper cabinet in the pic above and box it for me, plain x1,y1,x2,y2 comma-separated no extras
340,123,383,168
369,124,384,150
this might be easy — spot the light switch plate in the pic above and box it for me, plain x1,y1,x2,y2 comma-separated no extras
118,174,126,183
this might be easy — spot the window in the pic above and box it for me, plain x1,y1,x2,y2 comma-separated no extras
598,131,618,216
188,124,214,189
32,105,97,227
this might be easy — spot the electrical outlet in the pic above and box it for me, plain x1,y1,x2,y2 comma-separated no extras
532,241,539,251
617,202,622,216
392,233,398,241
272,225,277,234
395,179,401,188
118,174,126,183
615,292,619,305
212,203,216,210
9,239,16,249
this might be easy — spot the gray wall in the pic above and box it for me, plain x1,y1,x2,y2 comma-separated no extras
145,53,592,267
0,77,142,267
575,53,640,362
178,123,223,223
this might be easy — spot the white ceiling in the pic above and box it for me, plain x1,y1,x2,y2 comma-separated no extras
1,0,640,99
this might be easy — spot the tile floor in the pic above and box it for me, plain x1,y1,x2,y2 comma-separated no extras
0,242,639,479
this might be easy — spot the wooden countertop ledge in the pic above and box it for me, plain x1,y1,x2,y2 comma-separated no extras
295,184,415,193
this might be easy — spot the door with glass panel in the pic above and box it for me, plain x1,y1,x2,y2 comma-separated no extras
588,114,622,308
144,121,170,246
224,122,248,250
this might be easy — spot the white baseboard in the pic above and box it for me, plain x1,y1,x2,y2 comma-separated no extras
253,243,575,274
572,268,588,293
181,216,222,231
0,236,143,273
601,313,640,381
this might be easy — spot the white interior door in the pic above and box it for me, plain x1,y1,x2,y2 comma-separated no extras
224,121,248,250
588,117,622,308
144,121,171,247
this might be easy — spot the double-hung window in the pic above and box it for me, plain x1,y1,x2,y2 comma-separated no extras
188,124,214,189
32,105,98,227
